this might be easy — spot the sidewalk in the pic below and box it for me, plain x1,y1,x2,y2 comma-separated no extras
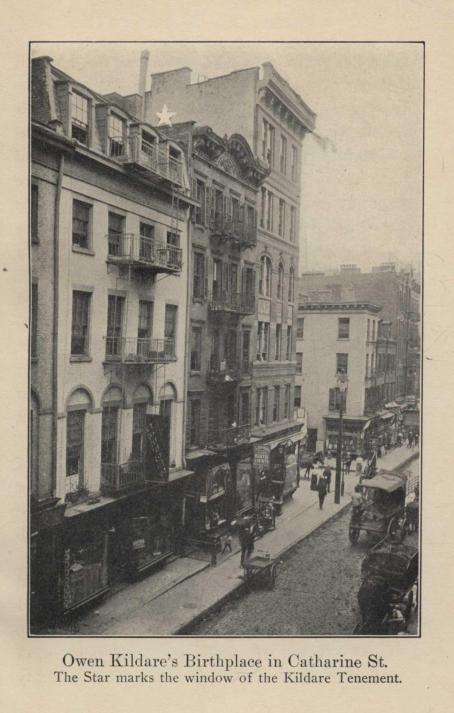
58,445,419,636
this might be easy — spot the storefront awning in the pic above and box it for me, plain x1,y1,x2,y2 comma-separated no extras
185,448,217,461
261,429,306,452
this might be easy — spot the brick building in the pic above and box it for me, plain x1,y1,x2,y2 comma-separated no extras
30,56,193,628
143,62,316,502
299,263,421,399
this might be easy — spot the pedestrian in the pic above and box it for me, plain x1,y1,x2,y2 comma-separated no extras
356,455,363,476
317,475,328,510
414,432,419,447
222,534,232,554
323,464,332,493
345,453,352,473
304,460,313,480
310,470,318,491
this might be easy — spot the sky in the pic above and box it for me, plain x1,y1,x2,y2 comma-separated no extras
32,42,423,273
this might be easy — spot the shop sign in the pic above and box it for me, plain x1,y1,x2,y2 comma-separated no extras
236,458,254,512
254,445,270,470
145,415,170,481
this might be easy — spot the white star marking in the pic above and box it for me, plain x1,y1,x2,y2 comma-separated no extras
156,104,176,127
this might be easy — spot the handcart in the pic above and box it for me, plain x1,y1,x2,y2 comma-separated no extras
243,552,280,588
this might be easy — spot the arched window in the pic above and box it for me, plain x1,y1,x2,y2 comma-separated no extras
66,387,93,488
288,266,295,303
259,255,272,297
132,384,153,459
277,263,284,300
101,386,123,469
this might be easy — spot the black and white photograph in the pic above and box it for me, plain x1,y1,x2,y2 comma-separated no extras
29,41,422,637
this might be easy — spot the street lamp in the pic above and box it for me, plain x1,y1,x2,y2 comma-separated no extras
335,370,349,505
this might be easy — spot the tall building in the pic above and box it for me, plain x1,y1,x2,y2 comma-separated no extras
30,56,193,627
299,263,421,399
296,301,397,454
158,121,269,536
144,62,316,501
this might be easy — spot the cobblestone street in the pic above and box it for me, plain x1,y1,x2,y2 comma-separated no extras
190,458,419,636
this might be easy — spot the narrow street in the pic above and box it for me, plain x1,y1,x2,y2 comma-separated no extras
190,457,419,636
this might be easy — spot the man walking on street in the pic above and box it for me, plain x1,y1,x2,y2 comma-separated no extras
323,464,332,493
317,475,328,510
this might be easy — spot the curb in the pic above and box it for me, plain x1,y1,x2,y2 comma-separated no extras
174,451,419,635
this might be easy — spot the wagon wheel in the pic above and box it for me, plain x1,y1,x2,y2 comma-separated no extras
349,526,360,545
269,563,278,588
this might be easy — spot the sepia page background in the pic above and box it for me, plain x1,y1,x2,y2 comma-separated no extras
1,1,453,711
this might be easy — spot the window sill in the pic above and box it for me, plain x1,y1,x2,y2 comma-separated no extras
337,337,350,341
70,355,92,363
72,246,95,256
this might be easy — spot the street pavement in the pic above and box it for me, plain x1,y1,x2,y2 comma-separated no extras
50,444,419,636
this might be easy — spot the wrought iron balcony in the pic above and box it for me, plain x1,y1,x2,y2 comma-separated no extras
209,290,255,315
106,233,182,274
111,135,183,186
210,213,257,248
101,459,145,494
104,337,176,365
207,358,242,384
208,423,251,449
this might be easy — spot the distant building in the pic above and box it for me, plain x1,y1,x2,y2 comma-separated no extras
295,301,398,454
299,263,421,398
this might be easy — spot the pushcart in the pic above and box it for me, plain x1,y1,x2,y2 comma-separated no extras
243,552,279,588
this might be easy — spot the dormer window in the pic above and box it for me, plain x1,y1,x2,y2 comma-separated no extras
108,113,126,157
71,92,89,145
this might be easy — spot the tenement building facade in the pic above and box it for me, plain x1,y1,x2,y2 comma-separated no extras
145,62,316,505
30,56,193,627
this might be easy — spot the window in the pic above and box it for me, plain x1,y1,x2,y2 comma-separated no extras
280,135,287,174
214,188,224,219
288,267,295,302
284,385,291,418
71,92,89,145
226,329,237,365
167,231,180,248
259,255,272,297
367,319,370,341
276,264,284,300
294,385,302,409
246,204,255,230
266,191,274,232
106,295,124,357
242,330,250,373
72,200,91,250
195,179,206,224
71,291,91,356
290,206,297,242
365,354,369,377
291,145,298,182
278,199,286,238
66,410,85,480
296,352,303,374
31,282,38,358
240,390,250,425
260,187,266,228
275,324,282,360
336,353,349,374
230,262,238,295
160,398,172,421
231,196,240,224
138,300,153,343
139,222,154,260
257,321,270,361
165,305,178,355
296,316,304,338
132,403,147,458
31,184,39,243
108,113,126,157
188,399,201,447
262,119,275,166
286,326,293,360
193,252,206,299
371,353,375,374
338,317,350,339
372,320,376,341
256,387,268,426
108,212,124,256
329,388,347,412
273,386,280,422
190,326,202,371
101,406,119,465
